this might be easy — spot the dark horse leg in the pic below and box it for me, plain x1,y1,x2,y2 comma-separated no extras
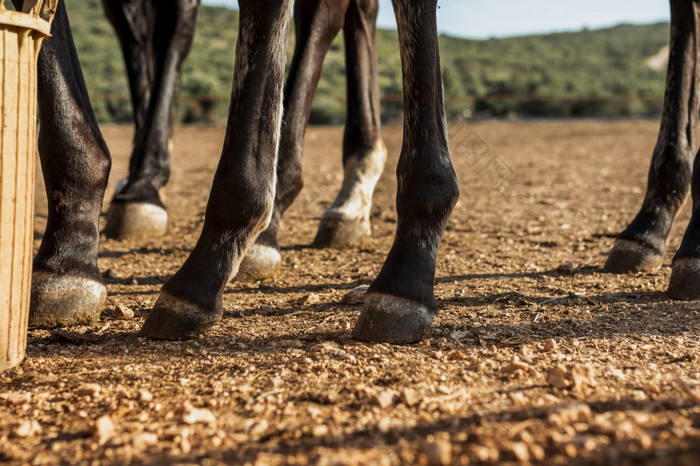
29,1,112,327
313,0,387,248
240,0,387,277
668,3,700,298
238,0,350,278
605,0,698,273
102,0,199,240
142,0,457,343
353,0,459,343
141,0,293,338
669,151,700,298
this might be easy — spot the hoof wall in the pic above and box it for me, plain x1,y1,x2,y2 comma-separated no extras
30,272,106,328
236,244,281,281
668,258,700,299
352,293,434,344
604,239,663,273
313,212,370,248
104,202,168,240
140,292,222,339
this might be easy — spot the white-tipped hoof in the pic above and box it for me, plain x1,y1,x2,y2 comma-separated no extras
104,202,168,240
236,244,281,281
30,272,106,328
313,211,371,248
668,257,700,299
604,239,663,273
314,140,387,249
352,293,435,344
140,291,222,339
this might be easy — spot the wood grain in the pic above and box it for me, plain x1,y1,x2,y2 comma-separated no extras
1,2,52,372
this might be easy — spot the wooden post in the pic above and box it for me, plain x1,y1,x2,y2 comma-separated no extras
0,1,56,373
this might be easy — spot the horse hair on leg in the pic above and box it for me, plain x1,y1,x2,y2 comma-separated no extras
30,1,111,328
352,0,460,343
313,0,388,249
605,0,698,273
239,0,351,279
141,0,293,339
102,0,199,240
668,144,700,298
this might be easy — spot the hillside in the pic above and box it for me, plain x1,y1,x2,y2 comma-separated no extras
66,0,670,123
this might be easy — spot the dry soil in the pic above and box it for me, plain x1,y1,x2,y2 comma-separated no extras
1,120,699,465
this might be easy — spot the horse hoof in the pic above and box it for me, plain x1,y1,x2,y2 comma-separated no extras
29,272,106,328
667,258,700,299
104,202,168,240
313,212,370,248
236,244,281,281
603,239,663,273
140,291,222,339
352,293,434,344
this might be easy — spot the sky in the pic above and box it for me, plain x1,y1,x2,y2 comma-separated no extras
202,0,671,40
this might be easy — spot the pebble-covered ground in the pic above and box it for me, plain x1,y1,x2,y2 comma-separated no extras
2,120,699,464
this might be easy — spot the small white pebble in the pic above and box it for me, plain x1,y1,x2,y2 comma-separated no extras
341,285,369,305
139,390,153,402
182,403,217,426
92,415,115,445
311,424,329,437
14,420,41,438
115,304,134,320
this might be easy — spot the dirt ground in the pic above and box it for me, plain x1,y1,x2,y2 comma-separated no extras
1,120,699,464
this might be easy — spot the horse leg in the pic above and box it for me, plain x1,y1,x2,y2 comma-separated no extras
669,144,700,296
239,0,350,278
353,0,460,343
605,0,698,273
313,0,387,248
141,0,293,339
30,1,112,327
102,0,199,239
101,0,155,151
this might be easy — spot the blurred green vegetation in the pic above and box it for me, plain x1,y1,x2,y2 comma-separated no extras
67,0,669,124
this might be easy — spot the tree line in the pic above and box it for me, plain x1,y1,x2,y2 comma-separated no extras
70,0,669,125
